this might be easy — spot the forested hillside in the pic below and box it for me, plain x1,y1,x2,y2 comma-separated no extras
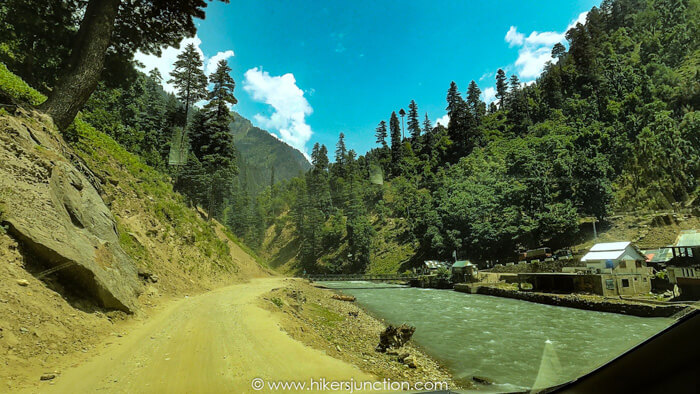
0,0,310,251
255,0,700,274
230,111,311,198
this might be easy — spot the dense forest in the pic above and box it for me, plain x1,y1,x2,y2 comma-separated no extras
0,0,309,249
254,0,699,273
0,0,698,275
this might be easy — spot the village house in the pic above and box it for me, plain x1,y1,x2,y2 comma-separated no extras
451,260,477,283
420,260,450,275
665,230,700,300
516,241,653,296
579,241,653,296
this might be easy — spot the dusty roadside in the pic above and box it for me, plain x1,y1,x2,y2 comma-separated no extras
261,279,466,390
0,223,269,392
15,277,373,393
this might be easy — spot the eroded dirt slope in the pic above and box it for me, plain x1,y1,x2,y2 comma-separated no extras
0,109,269,389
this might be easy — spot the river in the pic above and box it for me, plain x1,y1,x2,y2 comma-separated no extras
323,281,673,391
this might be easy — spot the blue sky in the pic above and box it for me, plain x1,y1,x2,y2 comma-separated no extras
136,0,600,159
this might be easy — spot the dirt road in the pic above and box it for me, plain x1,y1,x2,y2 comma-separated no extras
24,278,373,393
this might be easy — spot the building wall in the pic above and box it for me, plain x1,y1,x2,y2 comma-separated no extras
668,267,700,283
598,273,652,296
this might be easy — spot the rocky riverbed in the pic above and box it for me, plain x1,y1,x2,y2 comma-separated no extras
260,279,467,390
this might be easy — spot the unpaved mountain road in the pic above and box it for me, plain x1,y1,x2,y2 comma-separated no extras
22,278,373,393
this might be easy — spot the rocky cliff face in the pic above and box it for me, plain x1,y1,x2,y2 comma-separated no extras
0,110,140,312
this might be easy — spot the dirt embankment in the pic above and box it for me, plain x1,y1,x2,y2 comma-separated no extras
0,109,269,390
260,279,466,390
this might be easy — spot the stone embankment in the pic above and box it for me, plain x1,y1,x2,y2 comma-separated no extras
454,284,688,317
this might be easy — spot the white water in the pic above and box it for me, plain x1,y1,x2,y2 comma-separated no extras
324,281,672,390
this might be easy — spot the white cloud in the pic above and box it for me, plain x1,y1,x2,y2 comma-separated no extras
435,114,450,127
504,11,588,80
243,67,313,156
482,87,497,104
524,30,565,46
133,35,236,92
514,46,554,79
134,35,203,93
205,50,235,76
505,26,524,47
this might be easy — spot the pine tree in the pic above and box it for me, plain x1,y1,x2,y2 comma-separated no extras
466,80,485,121
495,69,508,109
398,108,406,139
140,70,167,167
446,81,462,118
509,74,521,91
311,142,330,171
198,60,239,220
206,59,237,121
505,74,522,110
308,143,332,216
187,110,209,160
506,74,530,135
390,111,402,173
423,113,432,135
168,43,208,123
335,133,347,166
375,120,388,147
551,43,566,62
320,145,330,169
407,100,421,139
444,81,474,160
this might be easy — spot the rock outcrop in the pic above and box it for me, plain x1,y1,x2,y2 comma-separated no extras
376,324,416,352
0,111,140,312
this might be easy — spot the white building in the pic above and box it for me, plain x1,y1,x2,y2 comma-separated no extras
581,242,647,270
581,241,652,296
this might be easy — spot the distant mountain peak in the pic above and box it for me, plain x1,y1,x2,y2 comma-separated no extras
230,112,311,196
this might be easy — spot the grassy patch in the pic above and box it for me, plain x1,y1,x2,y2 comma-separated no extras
0,62,45,105
116,222,149,267
307,303,344,327
271,297,284,308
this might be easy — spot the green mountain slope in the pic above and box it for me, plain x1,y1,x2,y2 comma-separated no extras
257,0,700,275
231,112,311,197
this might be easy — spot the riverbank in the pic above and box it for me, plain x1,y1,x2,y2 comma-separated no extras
260,279,467,390
455,283,688,317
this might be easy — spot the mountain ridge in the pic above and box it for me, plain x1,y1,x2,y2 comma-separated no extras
230,111,311,196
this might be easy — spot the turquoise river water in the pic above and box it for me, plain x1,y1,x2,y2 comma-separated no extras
323,281,674,391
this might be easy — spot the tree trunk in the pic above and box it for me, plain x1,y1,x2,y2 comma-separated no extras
39,0,120,130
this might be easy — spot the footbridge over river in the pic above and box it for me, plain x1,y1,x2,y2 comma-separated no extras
304,273,418,282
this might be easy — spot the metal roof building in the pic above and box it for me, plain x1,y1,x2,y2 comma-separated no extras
581,242,646,264
676,229,700,247
452,260,474,268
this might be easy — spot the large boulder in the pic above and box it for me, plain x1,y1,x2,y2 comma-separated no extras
0,111,140,312
376,324,416,352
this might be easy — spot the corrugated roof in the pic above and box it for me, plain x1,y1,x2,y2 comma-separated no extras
643,248,673,263
676,230,700,247
581,250,625,261
452,260,473,268
589,242,630,252
423,260,448,269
